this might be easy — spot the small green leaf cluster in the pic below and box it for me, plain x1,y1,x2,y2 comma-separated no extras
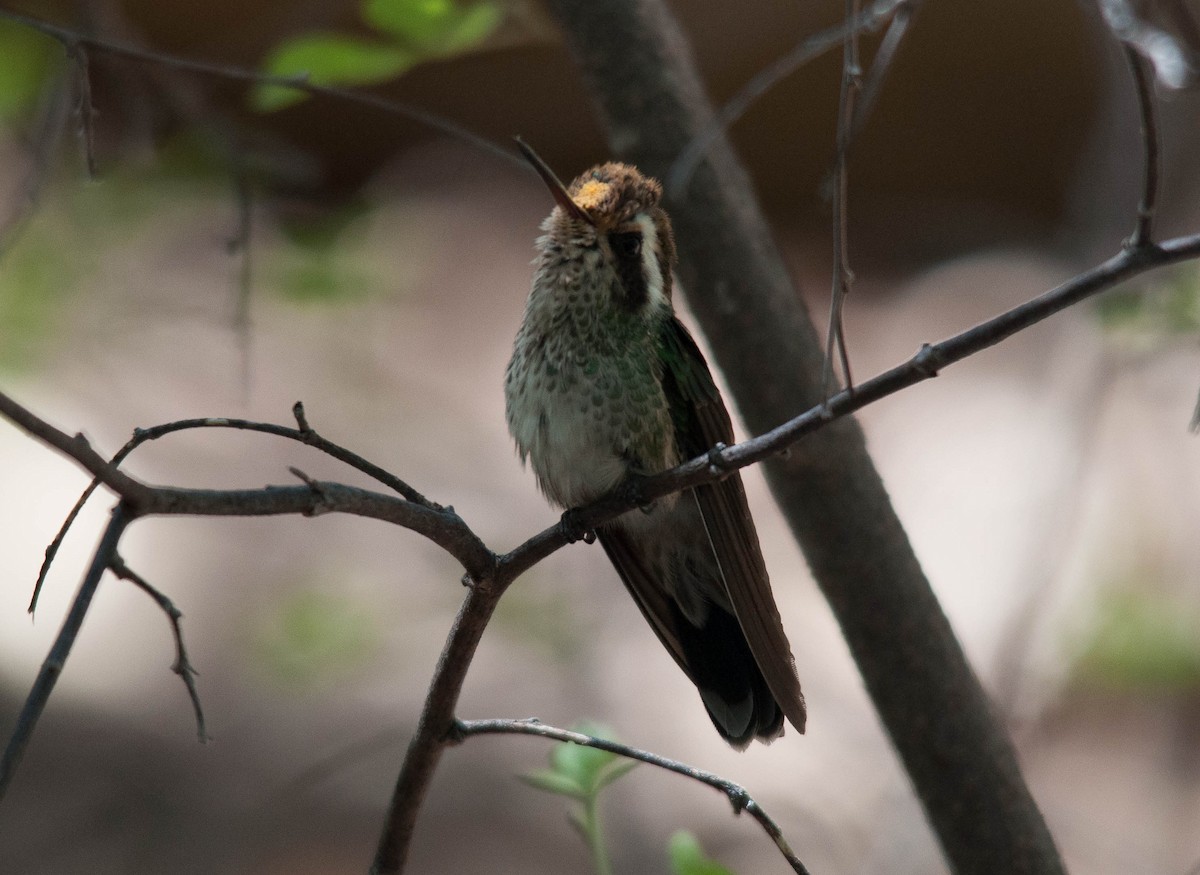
521,722,640,802
254,0,503,111
521,724,736,875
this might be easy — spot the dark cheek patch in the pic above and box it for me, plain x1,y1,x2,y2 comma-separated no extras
609,232,648,310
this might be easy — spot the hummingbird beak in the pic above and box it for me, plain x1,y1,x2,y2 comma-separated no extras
515,137,595,227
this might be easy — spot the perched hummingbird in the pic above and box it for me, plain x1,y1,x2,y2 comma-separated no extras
504,143,806,747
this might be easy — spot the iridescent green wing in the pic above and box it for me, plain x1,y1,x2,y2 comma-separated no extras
656,317,806,733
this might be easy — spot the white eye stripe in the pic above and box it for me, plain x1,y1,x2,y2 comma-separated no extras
634,213,668,311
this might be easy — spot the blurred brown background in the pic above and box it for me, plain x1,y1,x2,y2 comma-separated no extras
1,1,1200,873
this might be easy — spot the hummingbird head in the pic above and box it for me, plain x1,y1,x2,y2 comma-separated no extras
517,140,677,316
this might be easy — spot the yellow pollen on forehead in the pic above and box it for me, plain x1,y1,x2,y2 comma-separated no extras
573,179,611,210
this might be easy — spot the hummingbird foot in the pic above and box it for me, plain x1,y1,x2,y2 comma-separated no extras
615,472,656,515
560,509,597,544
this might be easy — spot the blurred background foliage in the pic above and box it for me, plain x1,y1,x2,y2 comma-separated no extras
1,0,1199,873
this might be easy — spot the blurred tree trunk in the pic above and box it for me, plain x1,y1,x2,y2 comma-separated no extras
543,1,1067,873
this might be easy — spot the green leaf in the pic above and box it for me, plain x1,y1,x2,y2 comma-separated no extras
0,21,59,120
668,831,736,875
253,33,414,111
519,769,585,799
363,0,502,54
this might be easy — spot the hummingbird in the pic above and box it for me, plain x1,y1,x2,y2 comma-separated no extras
504,142,806,747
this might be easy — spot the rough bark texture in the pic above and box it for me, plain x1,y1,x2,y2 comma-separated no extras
543,1,1066,872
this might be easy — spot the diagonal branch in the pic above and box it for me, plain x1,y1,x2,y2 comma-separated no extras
499,216,1200,586
369,581,504,875
451,718,812,875
0,503,129,799
0,393,490,575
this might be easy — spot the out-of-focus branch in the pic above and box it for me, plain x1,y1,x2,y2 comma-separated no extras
0,8,519,169
451,718,811,875
67,41,98,177
667,0,911,195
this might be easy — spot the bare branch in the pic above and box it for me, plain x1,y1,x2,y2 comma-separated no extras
0,73,70,260
0,9,519,170
0,391,154,505
67,42,98,178
822,0,864,398
29,404,440,616
451,718,812,875
229,157,254,394
1123,42,1161,248
666,0,909,196
851,0,917,141
1,504,129,800
109,554,208,742
371,582,504,874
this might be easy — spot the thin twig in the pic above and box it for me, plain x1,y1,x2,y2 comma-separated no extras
0,73,70,260
821,0,863,399
109,554,208,742
0,504,129,800
0,9,519,169
28,405,440,615
1123,42,1160,249
67,41,98,178
451,718,812,875
0,399,490,575
230,156,254,396
850,0,916,142
666,0,908,196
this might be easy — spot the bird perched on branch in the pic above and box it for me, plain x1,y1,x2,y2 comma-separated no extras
505,142,805,748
